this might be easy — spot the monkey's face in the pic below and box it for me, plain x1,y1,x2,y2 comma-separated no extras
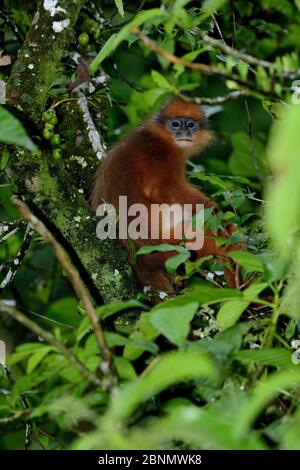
165,117,205,149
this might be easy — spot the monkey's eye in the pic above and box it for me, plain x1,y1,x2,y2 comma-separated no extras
187,121,196,128
172,121,180,128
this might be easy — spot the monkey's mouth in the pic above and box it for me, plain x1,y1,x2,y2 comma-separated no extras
176,138,193,146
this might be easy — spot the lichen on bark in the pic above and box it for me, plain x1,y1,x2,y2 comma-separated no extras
5,0,140,303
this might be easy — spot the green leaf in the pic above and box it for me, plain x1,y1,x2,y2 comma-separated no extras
151,70,172,89
165,251,191,274
124,313,159,360
217,298,250,330
229,250,265,273
91,9,164,74
111,350,216,419
234,348,293,368
266,104,300,253
8,343,52,366
114,357,137,380
0,106,36,151
44,297,79,327
242,282,268,302
202,0,229,15
27,346,54,374
150,300,199,345
217,282,268,331
96,299,147,320
136,244,187,255
185,285,242,305
234,370,300,437
0,148,10,170
114,0,124,17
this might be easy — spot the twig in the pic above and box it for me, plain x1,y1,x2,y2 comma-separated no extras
0,219,26,242
75,89,107,161
1,363,31,448
0,409,31,426
0,301,102,387
132,28,240,77
132,28,276,97
181,90,248,105
12,198,117,391
0,224,33,294
202,33,300,80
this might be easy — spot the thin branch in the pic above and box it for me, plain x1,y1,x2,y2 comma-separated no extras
132,28,276,97
75,89,107,161
132,28,236,76
180,90,248,105
0,219,26,243
1,363,31,448
202,33,300,80
0,409,31,426
0,224,33,294
12,198,117,391
0,301,102,387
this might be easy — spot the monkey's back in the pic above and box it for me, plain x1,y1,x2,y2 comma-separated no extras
90,125,179,211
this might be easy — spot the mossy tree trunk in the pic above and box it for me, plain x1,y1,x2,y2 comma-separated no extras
5,0,139,303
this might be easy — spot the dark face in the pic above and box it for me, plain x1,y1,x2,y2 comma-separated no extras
165,117,204,148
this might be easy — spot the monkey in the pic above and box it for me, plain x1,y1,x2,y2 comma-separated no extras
90,96,243,293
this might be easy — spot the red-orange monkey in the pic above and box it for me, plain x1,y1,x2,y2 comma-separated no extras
91,97,242,292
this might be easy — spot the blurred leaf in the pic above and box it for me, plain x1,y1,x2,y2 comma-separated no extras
150,299,198,345
114,357,137,380
217,298,249,330
234,348,293,368
234,370,300,437
266,104,300,253
229,250,265,273
91,9,164,73
202,0,229,15
114,0,124,17
27,346,54,374
0,148,10,170
96,299,147,320
111,350,216,419
151,70,172,89
137,244,187,255
0,106,36,151
165,250,191,274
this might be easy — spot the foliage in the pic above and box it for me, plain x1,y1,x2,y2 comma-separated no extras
1,0,300,451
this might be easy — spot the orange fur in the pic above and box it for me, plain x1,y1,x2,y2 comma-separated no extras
91,97,242,292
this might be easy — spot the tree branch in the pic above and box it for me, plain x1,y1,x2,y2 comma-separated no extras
180,90,248,105
202,34,300,80
132,28,279,97
13,198,117,391
0,300,102,387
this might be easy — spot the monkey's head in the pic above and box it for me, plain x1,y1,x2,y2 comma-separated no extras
154,97,212,156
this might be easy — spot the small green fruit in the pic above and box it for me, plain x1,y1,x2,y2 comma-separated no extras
53,148,62,160
51,134,61,146
50,114,58,126
43,128,54,140
79,32,89,46
42,109,56,122
44,122,55,130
